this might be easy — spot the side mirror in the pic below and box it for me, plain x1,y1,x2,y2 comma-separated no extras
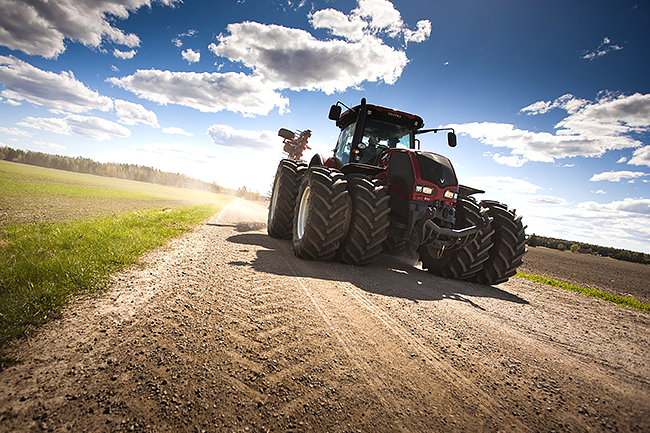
328,105,342,121
447,132,457,148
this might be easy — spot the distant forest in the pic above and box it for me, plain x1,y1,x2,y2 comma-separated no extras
0,146,262,201
528,234,650,265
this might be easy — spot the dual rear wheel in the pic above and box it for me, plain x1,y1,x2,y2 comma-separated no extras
268,161,389,265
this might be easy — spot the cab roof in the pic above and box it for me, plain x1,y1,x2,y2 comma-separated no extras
336,104,424,131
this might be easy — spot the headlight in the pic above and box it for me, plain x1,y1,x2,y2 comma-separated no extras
444,190,458,200
415,185,435,195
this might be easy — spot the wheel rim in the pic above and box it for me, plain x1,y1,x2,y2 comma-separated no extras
296,185,311,240
269,177,280,222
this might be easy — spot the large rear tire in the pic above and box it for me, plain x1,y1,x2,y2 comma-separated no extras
268,159,307,239
338,175,390,265
419,197,494,280
292,167,350,261
471,200,527,285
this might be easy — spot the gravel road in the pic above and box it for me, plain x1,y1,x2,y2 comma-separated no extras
1,199,648,432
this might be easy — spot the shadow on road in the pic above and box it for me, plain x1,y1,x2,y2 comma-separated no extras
223,231,529,308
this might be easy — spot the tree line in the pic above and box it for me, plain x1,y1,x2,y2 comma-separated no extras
528,234,650,265
0,146,262,201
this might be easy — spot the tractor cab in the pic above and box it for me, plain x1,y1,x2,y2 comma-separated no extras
327,99,421,168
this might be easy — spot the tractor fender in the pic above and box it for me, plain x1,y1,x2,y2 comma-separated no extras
309,154,324,167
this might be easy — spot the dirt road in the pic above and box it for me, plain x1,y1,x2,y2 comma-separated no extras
1,199,649,432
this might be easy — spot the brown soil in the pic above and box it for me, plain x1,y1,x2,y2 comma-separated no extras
1,199,648,432
520,247,650,305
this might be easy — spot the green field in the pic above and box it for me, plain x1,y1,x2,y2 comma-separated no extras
0,161,233,359
0,160,231,224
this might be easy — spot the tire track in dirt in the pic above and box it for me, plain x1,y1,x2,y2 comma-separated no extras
269,239,524,432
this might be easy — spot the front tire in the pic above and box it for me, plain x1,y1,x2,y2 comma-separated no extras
471,201,527,285
268,159,307,239
338,175,390,265
419,197,494,280
292,167,350,261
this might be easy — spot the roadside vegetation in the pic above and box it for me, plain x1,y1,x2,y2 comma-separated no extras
0,161,233,362
516,271,650,313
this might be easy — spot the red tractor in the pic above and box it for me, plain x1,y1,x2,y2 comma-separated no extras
268,98,527,285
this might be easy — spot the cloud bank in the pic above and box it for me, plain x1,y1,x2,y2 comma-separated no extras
0,55,159,139
0,0,178,58
109,0,431,116
451,92,650,168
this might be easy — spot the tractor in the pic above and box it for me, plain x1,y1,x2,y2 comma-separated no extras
267,98,527,285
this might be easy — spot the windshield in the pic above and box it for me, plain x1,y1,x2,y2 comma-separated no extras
336,118,411,165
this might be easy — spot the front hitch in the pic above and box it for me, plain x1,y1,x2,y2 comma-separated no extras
411,208,491,251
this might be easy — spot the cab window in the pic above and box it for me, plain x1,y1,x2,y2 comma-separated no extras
335,123,355,165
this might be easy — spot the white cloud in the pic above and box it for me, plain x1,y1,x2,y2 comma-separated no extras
456,92,650,166
525,195,568,205
0,126,32,137
579,198,650,216
17,116,70,134
107,69,289,116
172,29,198,48
404,20,432,45
594,190,606,194
209,21,408,94
3,98,21,106
114,49,137,59
181,49,201,64
629,146,650,168
114,99,159,127
18,114,130,141
520,93,589,115
0,0,179,58
487,152,527,167
582,37,623,61
33,141,66,151
309,0,431,44
207,124,280,150
162,126,193,136
589,170,648,182
525,198,650,252
462,175,542,194
354,0,405,38
616,156,628,163
0,56,114,113
310,8,366,42
108,1,426,116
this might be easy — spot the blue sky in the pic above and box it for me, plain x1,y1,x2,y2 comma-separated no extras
0,0,649,253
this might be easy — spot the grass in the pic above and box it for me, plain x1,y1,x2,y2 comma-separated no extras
0,161,231,224
0,204,230,355
0,161,235,361
516,271,650,313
